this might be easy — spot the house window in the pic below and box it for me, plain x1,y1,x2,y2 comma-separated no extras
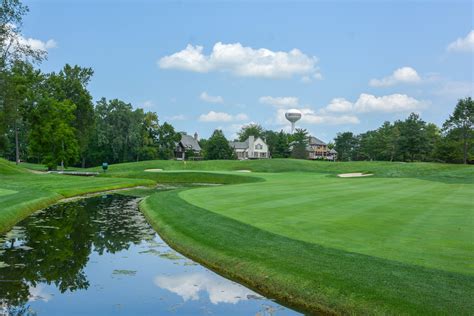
255,144,263,150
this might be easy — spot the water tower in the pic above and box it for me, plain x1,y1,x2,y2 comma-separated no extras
285,109,302,133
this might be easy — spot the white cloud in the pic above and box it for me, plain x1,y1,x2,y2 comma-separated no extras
447,30,474,53
19,37,57,51
369,67,421,87
159,42,321,79
259,96,299,107
354,93,427,113
199,91,224,104
323,98,353,113
4,23,57,53
199,111,248,122
275,108,359,125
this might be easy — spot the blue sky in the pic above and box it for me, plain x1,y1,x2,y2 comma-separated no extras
23,0,473,141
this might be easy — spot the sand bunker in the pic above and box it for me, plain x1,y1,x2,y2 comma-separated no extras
236,170,252,173
144,169,163,172
337,173,373,178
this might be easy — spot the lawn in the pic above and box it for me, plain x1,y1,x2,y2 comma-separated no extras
0,159,154,233
2,158,473,314
134,159,473,314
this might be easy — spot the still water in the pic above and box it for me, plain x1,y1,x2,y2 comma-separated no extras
0,194,302,316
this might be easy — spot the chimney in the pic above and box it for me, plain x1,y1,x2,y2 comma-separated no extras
194,132,198,140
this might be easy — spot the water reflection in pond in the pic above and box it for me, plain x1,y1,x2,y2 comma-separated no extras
0,195,301,315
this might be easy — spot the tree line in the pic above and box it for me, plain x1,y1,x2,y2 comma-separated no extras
1,1,472,168
1,1,184,169
334,101,473,164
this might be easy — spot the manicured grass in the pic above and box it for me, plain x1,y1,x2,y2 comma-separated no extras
141,189,473,315
181,172,473,275
131,159,473,314
0,159,154,233
3,158,473,314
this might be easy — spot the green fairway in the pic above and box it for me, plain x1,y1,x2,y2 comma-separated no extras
0,159,154,233
180,172,473,274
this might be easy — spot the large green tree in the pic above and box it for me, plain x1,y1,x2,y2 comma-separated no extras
238,123,264,141
47,64,95,167
290,128,308,159
442,97,474,164
204,129,234,160
334,132,358,161
156,121,179,160
397,113,429,161
28,97,79,169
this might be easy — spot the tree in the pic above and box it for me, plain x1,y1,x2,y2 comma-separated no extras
238,123,264,141
28,97,79,169
204,130,234,160
290,128,308,159
1,61,42,163
262,130,278,156
47,64,95,167
93,98,141,164
156,122,179,160
137,111,159,161
358,130,378,161
334,132,358,161
397,113,428,161
273,130,290,158
442,97,474,164
375,121,399,161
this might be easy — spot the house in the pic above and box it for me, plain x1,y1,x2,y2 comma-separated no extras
307,136,329,159
229,136,270,160
175,132,202,160
290,136,337,160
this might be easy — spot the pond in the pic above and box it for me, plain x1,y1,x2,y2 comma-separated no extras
0,194,302,316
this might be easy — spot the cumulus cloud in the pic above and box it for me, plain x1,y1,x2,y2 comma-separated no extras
199,92,224,104
259,96,299,107
447,30,474,53
354,93,427,113
369,67,421,87
199,111,248,122
3,23,57,53
275,108,359,125
159,42,321,79
323,98,353,113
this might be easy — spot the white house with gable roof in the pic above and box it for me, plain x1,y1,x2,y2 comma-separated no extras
229,136,270,160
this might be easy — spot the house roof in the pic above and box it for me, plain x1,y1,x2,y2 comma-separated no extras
179,134,201,151
229,140,249,149
308,136,326,145
329,148,337,154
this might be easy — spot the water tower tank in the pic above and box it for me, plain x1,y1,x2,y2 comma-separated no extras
285,109,302,133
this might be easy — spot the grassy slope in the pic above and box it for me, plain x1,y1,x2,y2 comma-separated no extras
0,159,154,233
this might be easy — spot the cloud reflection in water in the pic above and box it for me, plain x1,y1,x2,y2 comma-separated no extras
154,272,261,305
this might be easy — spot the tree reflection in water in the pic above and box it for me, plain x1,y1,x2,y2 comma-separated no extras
0,195,155,315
